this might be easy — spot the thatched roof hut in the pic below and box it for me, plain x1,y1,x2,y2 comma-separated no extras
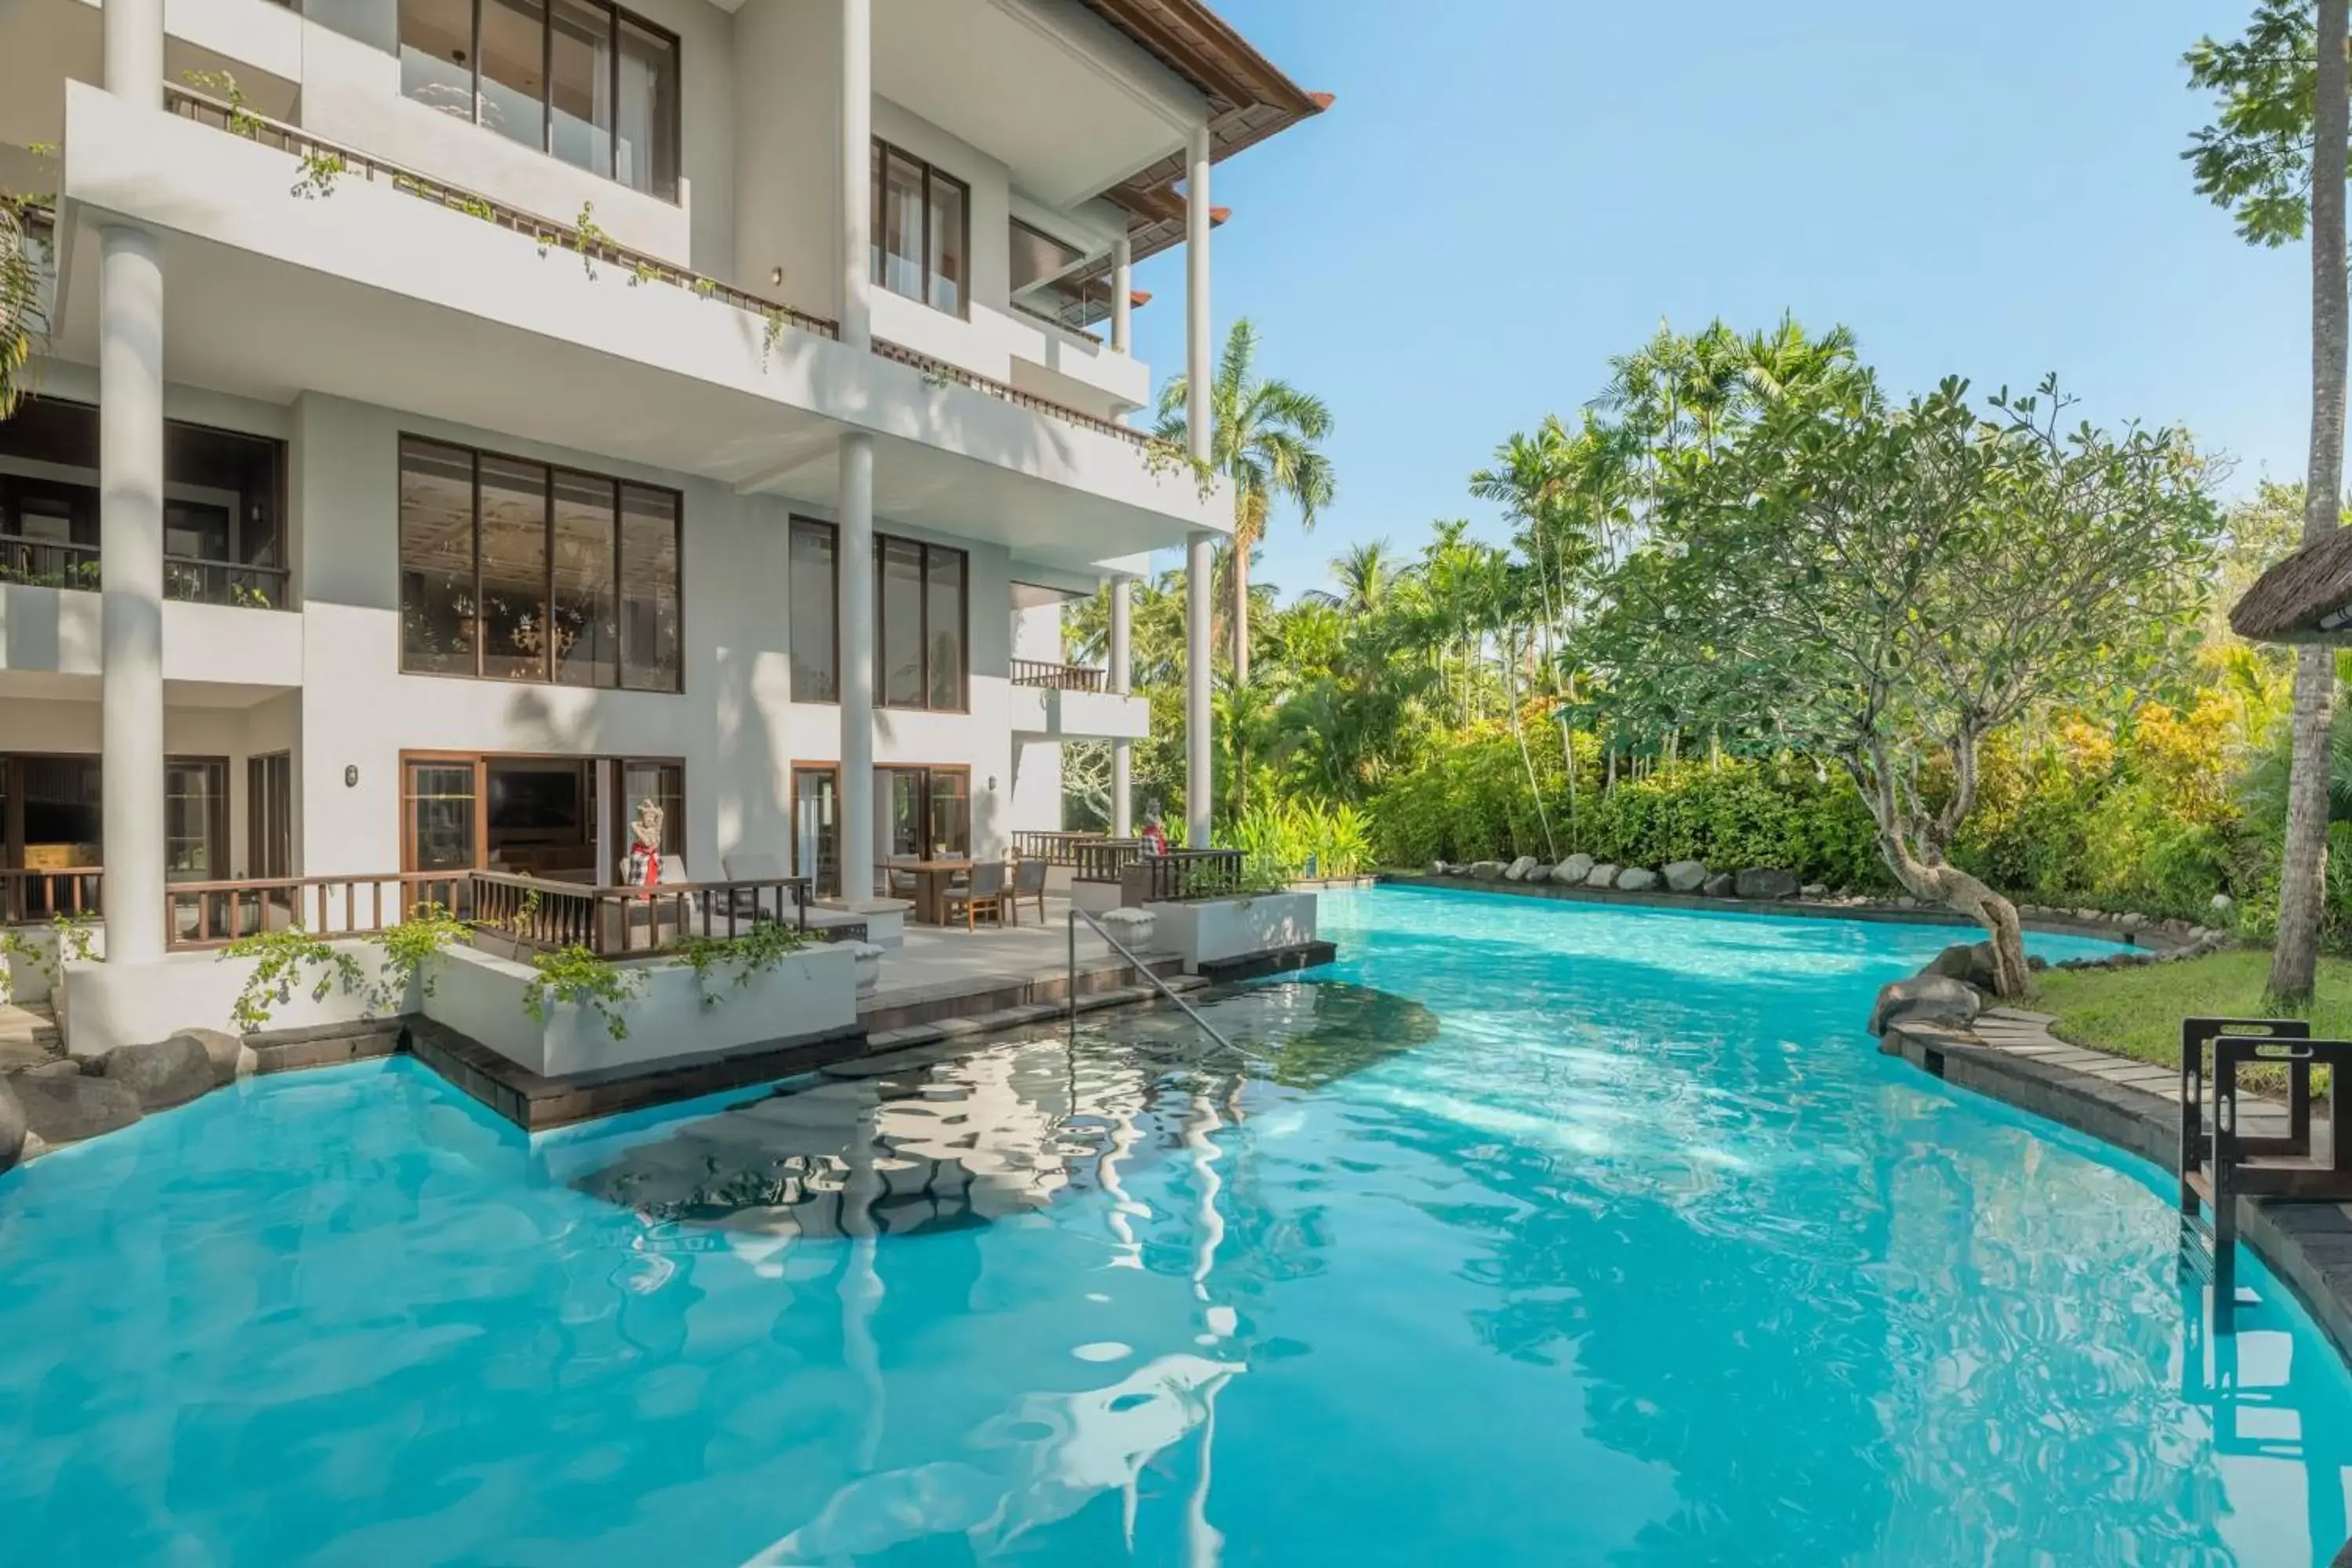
2231,528,2352,644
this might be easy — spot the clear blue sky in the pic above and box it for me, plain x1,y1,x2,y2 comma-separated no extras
1125,0,2308,604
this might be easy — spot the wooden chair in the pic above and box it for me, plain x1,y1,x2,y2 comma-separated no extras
944,861,1007,930
1013,856,1047,924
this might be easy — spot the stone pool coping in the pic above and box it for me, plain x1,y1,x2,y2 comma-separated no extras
1882,1010,2352,1374
1374,870,2197,952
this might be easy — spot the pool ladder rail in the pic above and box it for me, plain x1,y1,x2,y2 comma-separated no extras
1066,905,1234,1053
2177,1015,2352,1325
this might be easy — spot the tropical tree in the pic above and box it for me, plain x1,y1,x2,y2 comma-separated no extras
1154,318,1335,684
0,198,42,421
1579,371,2220,996
2188,0,2350,1005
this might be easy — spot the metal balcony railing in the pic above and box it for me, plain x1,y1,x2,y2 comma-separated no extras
0,535,293,608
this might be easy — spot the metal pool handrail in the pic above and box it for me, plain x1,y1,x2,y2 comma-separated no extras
1067,903,1232,1051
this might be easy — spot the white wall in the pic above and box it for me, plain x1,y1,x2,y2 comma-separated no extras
289,391,1030,880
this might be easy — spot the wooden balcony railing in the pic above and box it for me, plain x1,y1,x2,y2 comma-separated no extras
1,536,294,608
163,85,838,343
1131,849,1245,904
164,873,473,949
466,870,815,957
2,868,102,926
1011,659,1109,692
1073,838,1142,884
1010,829,1103,866
161,869,813,956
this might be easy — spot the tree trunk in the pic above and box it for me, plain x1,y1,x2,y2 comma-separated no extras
2272,0,2350,1009
1231,543,1250,686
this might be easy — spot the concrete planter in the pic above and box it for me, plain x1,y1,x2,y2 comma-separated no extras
2,920,107,1010
1142,891,1319,975
424,941,858,1078
64,941,411,1058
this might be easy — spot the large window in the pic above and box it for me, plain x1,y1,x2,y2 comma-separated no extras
789,517,837,702
788,524,964,712
1009,217,1086,296
399,437,681,691
397,0,680,200
165,760,230,883
881,766,970,859
875,534,967,712
872,141,967,317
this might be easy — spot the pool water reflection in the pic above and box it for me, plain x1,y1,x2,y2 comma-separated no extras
2,885,2348,1565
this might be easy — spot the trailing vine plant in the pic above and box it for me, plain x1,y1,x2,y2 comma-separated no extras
219,927,366,1034
0,912,96,1004
180,71,263,140
670,920,811,1010
1143,437,1219,503
369,902,472,1014
290,147,348,200
523,945,644,1041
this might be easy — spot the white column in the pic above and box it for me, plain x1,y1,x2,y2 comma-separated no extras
100,224,166,964
1185,532,1213,850
1110,234,1134,355
837,0,873,351
1109,575,1134,837
1183,122,1214,849
105,0,164,107
837,432,876,900
1185,122,1212,462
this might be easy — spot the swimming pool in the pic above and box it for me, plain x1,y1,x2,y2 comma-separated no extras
4,884,2348,1565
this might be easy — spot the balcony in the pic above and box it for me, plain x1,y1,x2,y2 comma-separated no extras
53,82,1229,568
0,535,292,608
1011,658,1109,691
162,85,1163,463
1008,660,1149,742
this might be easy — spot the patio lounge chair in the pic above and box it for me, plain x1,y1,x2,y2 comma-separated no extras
944,862,1007,931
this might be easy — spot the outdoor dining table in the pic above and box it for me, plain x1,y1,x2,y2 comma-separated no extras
900,858,976,926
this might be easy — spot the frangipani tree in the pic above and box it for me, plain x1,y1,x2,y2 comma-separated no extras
1581,371,2220,996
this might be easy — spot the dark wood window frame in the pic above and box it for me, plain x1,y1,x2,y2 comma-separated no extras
788,521,969,713
397,750,687,877
879,762,973,860
246,751,293,879
877,532,967,713
872,138,971,320
408,0,682,201
397,434,684,694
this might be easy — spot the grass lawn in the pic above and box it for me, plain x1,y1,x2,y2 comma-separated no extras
2032,949,2352,1083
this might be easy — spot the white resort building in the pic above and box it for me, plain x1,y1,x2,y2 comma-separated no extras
0,0,1327,1077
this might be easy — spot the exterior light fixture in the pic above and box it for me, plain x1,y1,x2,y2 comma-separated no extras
345,764,359,788
769,266,785,287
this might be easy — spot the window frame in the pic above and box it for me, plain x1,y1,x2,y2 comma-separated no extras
870,138,971,320
875,532,967,714
787,514,841,705
401,0,681,201
397,434,683,694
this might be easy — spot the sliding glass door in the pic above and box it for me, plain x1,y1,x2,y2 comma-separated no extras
879,766,970,861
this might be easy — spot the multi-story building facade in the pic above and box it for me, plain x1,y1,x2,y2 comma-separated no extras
0,0,1323,971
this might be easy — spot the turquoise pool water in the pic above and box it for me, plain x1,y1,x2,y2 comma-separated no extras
4,885,2350,1565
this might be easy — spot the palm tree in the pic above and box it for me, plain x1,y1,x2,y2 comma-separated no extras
1308,539,1398,616
1155,318,1335,685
